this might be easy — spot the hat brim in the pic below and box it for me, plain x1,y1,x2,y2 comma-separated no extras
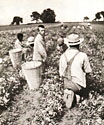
64,38,84,46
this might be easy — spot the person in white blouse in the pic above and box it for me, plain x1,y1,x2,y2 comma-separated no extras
14,33,23,50
14,33,29,61
59,33,92,109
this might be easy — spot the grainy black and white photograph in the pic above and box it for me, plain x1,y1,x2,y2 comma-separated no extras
0,0,104,124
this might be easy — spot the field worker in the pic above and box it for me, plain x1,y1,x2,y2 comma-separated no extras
57,37,68,53
14,33,28,61
59,33,92,109
14,33,23,49
33,25,47,68
25,36,34,61
87,23,92,29
57,24,70,52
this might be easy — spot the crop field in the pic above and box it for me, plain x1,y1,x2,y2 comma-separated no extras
0,22,104,125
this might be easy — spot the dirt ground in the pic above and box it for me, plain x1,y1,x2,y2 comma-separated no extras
0,84,83,125
1,83,103,125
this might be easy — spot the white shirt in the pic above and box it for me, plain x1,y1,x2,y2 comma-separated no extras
59,48,92,88
33,33,47,62
14,39,22,50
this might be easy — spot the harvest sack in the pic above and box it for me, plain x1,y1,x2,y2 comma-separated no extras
9,49,22,68
21,61,42,90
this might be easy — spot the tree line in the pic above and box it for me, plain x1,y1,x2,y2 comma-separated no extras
11,8,56,25
84,11,104,22
11,8,104,25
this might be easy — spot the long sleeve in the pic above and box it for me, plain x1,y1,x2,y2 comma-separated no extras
38,41,47,62
33,34,47,62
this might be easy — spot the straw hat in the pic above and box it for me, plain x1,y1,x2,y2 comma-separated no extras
26,36,34,45
64,33,84,46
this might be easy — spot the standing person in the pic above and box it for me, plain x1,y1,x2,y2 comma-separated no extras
33,25,47,70
59,33,92,109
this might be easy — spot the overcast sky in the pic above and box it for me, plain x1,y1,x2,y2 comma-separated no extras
0,0,104,25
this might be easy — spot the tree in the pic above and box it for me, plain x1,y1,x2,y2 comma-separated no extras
11,16,23,25
40,8,56,23
30,11,40,23
95,12,101,21
100,11,104,21
83,16,89,22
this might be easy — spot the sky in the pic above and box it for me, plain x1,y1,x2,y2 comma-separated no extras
0,0,104,25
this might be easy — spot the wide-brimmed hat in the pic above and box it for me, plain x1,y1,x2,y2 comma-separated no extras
26,36,34,45
64,33,84,46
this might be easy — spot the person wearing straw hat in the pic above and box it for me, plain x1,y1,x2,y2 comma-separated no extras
59,33,92,109
25,36,34,61
26,36,34,47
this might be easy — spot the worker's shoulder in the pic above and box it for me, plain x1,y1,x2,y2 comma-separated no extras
79,51,87,56
35,34,42,39
78,52,88,59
